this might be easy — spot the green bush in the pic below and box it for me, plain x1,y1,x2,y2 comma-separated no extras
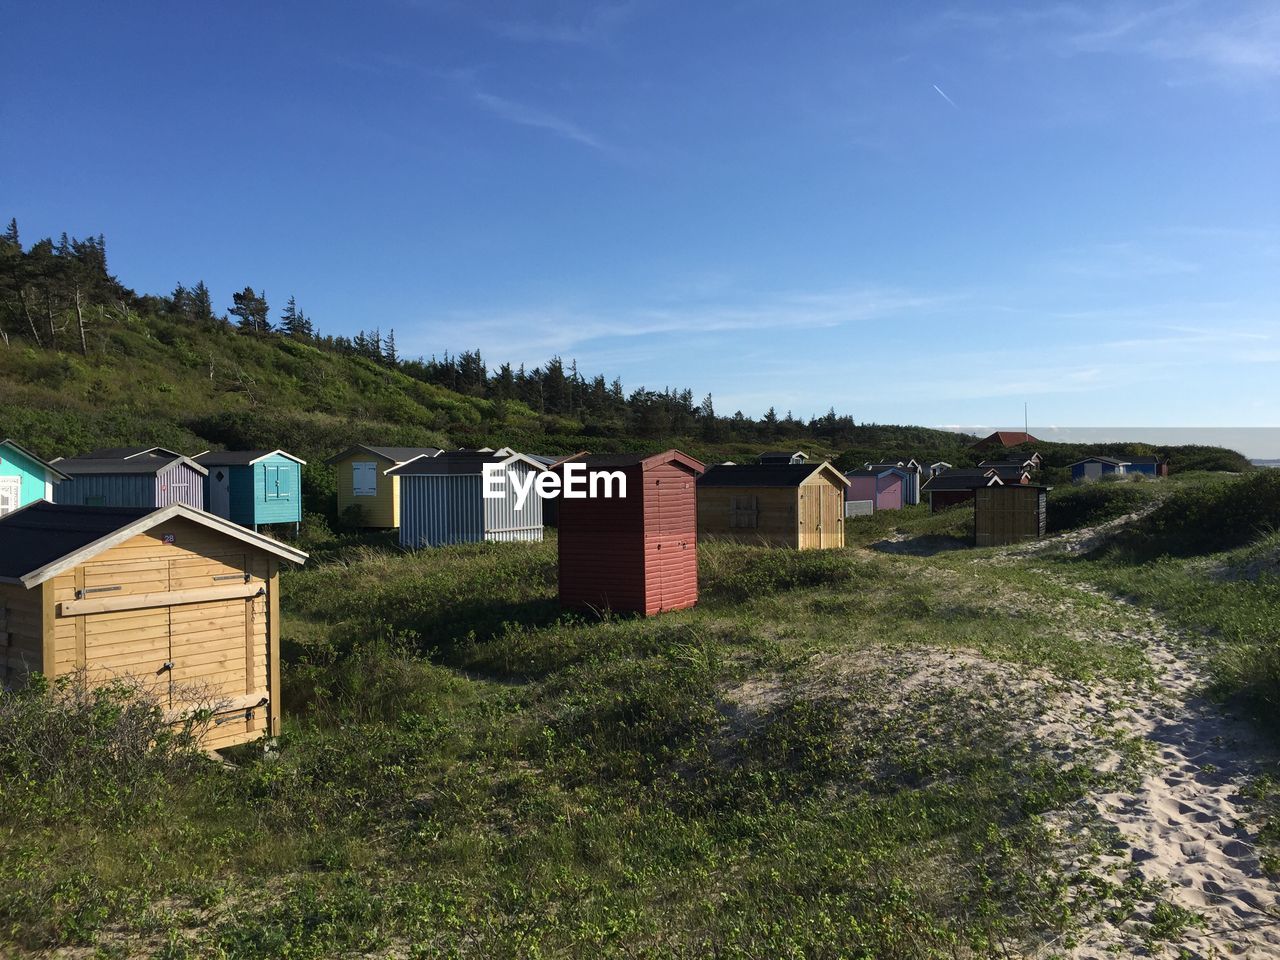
0,673,206,822
1047,482,1158,533
1106,471,1280,558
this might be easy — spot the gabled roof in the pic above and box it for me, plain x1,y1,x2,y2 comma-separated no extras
1125,455,1165,465
979,459,1038,470
1067,456,1131,468
554,450,706,474
0,502,308,587
699,462,849,488
865,459,921,472
757,450,809,462
845,468,905,480
323,445,442,466
75,446,185,461
194,449,306,467
922,469,1005,492
971,431,1039,448
53,451,208,477
386,450,549,476
0,439,70,482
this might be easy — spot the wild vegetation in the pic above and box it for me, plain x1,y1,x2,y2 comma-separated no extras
5,471,1280,957
2,219,1273,956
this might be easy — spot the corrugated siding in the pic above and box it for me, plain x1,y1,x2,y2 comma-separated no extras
484,462,544,542
155,463,205,510
55,473,154,507
399,475,484,548
559,464,647,613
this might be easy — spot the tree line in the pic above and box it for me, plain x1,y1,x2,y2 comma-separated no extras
1,218,869,444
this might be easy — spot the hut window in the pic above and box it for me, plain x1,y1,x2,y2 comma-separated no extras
729,495,758,529
0,476,18,515
352,462,377,497
264,465,288,500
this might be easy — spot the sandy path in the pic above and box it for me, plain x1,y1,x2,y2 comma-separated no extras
1016,571,1280,956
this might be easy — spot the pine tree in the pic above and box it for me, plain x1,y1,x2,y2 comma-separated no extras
383,328,398,365
2,218,18,248
190,281,215,324
229,286,269,333
279,295,300,335
699,393,720,441
171,283,190,319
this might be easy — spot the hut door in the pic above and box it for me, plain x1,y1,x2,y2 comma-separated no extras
798,487,822,549
167,553,253,703
79,557,175,703
209,468,232,519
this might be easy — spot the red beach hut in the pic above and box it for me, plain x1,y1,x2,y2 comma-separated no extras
556,450,704,616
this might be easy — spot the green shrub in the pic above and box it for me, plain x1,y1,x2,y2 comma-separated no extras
1047,482,1157,533
0,673,207,821
1106,471,1280,558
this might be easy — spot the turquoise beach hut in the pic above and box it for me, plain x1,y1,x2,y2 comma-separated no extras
195,449,305,532
0,439,68,516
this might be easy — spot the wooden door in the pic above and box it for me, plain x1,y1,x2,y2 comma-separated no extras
798,486,822,549
168,553,255,702
80,557,174,702
820,486,842,548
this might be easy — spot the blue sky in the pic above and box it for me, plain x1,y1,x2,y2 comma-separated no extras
3,0,1278,431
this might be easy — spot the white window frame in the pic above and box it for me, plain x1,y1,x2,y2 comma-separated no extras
264,464,289,501
0,476,20,516
352,461,378,497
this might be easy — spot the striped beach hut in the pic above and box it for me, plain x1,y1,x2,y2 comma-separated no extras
386,450,548,548
52,447,207,511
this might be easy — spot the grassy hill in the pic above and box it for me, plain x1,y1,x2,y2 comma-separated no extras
0,304,984,517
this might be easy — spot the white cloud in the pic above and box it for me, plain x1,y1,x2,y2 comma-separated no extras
473,91,605,149
398,285,947,362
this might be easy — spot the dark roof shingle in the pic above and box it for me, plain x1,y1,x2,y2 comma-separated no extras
0,503,152,581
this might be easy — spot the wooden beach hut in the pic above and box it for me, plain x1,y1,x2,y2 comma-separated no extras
697,462,848,549
557,450,704,616
974,484,1049,546
922,468,1003,513
324,445,442,529
195,450,306,532
0,439,68,516
52,447,207,511
0,502,307,750
386,450,549,548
